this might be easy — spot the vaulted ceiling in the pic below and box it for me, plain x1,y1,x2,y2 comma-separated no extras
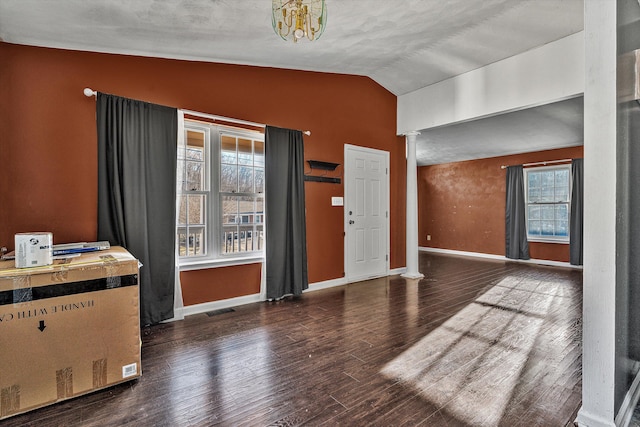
0,0,585,164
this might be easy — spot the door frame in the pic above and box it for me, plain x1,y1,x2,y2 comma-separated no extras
343,144,391,282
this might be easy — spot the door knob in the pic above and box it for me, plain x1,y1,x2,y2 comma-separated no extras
349,220,354,225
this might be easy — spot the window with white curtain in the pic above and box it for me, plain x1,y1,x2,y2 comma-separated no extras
177,120,264,267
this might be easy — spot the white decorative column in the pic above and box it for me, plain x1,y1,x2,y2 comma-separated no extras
577,0,617,426
402,131,424,279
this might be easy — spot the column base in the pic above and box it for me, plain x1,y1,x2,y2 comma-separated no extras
401,272,424,280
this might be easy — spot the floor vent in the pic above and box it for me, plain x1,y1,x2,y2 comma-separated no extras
205,308,235,317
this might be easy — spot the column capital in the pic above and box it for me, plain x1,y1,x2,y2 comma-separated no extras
404,131,421,145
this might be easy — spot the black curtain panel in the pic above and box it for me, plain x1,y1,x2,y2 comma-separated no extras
97,93,177,326
505,165,530,260
570,158,584,266
265,126,309,299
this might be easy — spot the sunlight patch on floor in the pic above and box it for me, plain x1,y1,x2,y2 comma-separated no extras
381,276,558,426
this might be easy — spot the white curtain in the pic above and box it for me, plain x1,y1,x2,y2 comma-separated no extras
169,110,186,321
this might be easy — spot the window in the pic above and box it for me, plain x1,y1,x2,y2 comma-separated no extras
177,121,265,265
524,165,570,242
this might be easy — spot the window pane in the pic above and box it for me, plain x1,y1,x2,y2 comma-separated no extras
186,146,203,161
255,168,264,193
220,196,261,254
177,228,187,256
186,161,204,191
555,204,568,220
541,220,554,236
187,195,206,225
540,205,554,220
254,225,264,250
255,141,264,167
177,160,185,192
555,186,569,202
238,196,254,222
184,130,204,157
178,195,187,225
541,171,554,187
221,226,238,254
540,187,554,202
238,138,253,166
528,187,541,202
222,196,238,225
221,164,237,192
555,169,569,186
528,205,540,220
187,226,205,256
238,166,253,193
557,220,569,237
221,135,237,164
528,220,541,236
239,225,253,251
256,198,264,223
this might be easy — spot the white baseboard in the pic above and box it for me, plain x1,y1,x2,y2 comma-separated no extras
390,267,407,275
162,307,184,323
178,259,407,319
615,361,640,427
419,246,583,270
576,407,616,427
182,293,262,317
304,277,348,292
181,268,409,318
303,267,407,293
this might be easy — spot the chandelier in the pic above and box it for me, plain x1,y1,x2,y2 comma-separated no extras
272,0,327,43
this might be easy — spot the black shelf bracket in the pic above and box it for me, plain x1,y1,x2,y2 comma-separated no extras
304,175,341,184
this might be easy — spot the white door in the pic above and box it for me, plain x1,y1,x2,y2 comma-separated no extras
344,144,389,282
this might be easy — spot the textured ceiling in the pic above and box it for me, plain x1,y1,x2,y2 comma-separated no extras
0,0,585,165
0,0,583,96
416,97,584,166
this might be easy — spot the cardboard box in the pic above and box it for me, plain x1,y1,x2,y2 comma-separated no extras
0,246,141,419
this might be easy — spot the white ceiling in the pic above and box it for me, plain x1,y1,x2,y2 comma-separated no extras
0,0,585,165
417,96,584,166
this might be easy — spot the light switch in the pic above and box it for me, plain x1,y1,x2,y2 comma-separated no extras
331,197,344,206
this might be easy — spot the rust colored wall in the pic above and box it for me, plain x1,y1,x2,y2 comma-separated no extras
0,43,405,305
180,263,262,306
418,146,584,262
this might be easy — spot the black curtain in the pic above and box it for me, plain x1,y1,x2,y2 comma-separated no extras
97,93,177,326
570,158,584,265
505,165,530,260
265,126,309,299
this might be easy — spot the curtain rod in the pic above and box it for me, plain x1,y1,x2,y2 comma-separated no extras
182,109,311,136
83,88,311,136
500,158,572,169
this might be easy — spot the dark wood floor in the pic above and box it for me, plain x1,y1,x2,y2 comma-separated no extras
3,253,583,426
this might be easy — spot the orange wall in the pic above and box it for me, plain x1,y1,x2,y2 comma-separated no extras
0,43,406,304
418,146,584,262
180,263,262,306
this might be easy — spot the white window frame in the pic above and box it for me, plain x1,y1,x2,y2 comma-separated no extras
523,164,571,244
179,120,265,270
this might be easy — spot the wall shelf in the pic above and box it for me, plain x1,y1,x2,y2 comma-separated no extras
307,160,340,171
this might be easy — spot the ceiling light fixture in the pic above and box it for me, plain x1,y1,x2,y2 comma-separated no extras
272,0,326,43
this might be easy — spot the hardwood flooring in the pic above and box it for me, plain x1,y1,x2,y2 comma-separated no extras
2,252,583,426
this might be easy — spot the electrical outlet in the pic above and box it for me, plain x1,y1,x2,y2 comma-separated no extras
427,235,431,241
